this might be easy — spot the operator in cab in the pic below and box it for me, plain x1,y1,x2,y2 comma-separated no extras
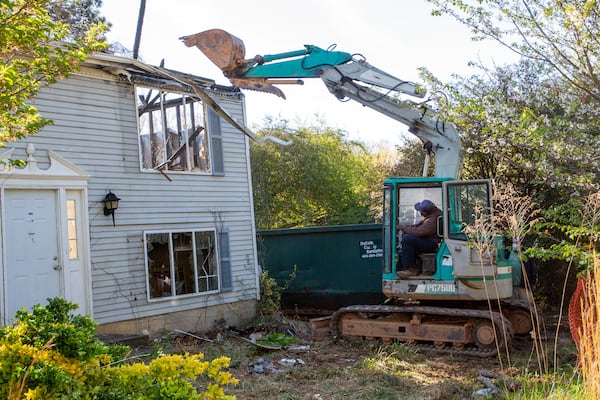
397,200,442,279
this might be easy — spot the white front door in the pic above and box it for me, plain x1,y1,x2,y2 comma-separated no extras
5,189,62,320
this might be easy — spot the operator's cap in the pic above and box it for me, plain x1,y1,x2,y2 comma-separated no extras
415,199,436,212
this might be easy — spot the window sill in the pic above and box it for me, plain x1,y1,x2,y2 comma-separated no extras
140,168,213,176
147,289,221,302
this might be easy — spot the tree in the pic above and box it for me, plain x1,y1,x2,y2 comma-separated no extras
427,0,600,102
366,141,399,220
251,119,388,229
0,0,107,146
391,136,431,178
421,0,600,204
47,0,109,41
419,60,600,197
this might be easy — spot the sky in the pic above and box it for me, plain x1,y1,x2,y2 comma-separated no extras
100,0,515,147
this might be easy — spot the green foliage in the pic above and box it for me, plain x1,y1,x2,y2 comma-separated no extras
0,298,119,399
420,60,599,196
0,298,238,400
502,372,584,400
0,0,107,145
256,332,299,347
251,118,389,229
423,1,600,219
530,193,600,272
257,268,296,317
99,354,238,400
427,0,600,102
5,298,110,361
390,136,429,177
46,0,110,41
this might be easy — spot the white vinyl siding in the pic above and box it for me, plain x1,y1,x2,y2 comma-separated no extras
19,68,257,324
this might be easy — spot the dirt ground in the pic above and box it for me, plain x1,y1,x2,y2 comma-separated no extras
121,316,577,400
220,336,497,400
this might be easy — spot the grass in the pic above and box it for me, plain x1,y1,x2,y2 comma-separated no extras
504,374,583,399
187,334,505,399
133,313,585,400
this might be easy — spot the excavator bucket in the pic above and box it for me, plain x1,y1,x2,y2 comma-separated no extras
181,29,287,98
181,29,246,77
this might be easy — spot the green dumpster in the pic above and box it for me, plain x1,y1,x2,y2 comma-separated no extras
257,224,386,313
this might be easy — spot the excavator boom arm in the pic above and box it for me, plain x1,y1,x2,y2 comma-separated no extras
240,45,353,79
320,67,460,178
182,29,423,99
182,29,461,178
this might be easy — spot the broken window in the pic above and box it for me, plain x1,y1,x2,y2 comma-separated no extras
145,230,226,299
137,86,223,173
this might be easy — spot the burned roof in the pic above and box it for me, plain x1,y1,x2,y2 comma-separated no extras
84,52,243,99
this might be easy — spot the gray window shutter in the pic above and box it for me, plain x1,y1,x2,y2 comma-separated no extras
207,107,224,175
218,230,232,291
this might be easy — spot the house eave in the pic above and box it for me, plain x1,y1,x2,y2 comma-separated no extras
82,52,242,98
79,51,258,143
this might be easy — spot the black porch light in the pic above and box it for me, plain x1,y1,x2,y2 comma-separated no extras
102,191,121,226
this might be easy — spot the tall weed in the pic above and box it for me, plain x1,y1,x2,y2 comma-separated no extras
577,192,600,399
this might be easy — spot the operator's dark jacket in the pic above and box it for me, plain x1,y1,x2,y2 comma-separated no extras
401,208,442,243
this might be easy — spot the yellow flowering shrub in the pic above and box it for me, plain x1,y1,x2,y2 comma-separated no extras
0,298,238,400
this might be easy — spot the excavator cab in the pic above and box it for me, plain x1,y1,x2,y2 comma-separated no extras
382,177,513,302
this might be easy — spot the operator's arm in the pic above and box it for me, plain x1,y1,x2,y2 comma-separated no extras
401,209,441,238
401,218,435,237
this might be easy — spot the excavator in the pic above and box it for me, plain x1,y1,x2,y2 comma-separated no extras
181,29,538,357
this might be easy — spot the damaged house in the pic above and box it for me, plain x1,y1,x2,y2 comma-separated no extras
0,52,260,336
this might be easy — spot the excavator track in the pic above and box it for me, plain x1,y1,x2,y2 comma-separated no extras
500,299,544,338
330,305,513,358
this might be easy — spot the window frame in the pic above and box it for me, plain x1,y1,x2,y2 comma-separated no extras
144,229,223,301
66,198,79,260
382,184,393,274
136,85,224,175
444,180,492,241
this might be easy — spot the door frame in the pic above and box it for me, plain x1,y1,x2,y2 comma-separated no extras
0,145,92,323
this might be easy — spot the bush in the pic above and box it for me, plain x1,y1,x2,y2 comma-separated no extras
0,298,238,399
257,268,296,317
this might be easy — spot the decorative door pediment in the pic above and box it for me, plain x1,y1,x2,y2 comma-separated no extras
0,144,89,186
